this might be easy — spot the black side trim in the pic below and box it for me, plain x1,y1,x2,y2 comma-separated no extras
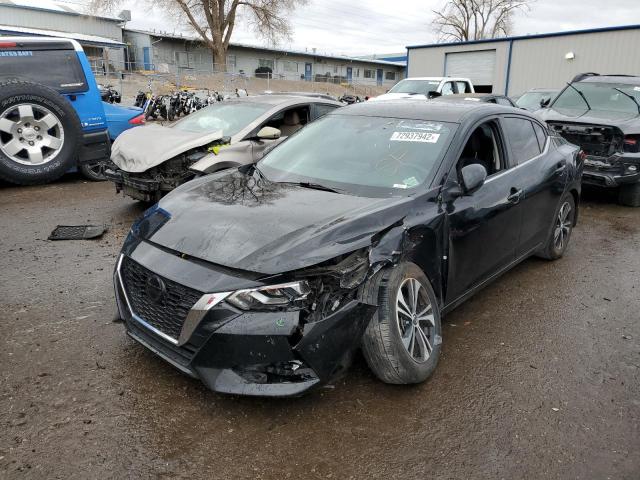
78,130,110,164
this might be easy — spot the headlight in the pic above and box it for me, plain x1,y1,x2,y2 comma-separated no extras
227,281,311,311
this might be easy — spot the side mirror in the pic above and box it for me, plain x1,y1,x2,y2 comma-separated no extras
256,126,281,140
460,164,487,194
428,91,442,99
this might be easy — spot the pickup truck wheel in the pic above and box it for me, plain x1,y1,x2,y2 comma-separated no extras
361,262,442,385
537,193,576,260
618,183,640,207
0,81,81,185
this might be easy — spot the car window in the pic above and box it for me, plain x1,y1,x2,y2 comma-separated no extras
532,122,547,151
0,49,87,93
552,82,640,114
456,81,471,94
261,105,310,137
441,82,455,95
259,115,456,197
457,120,505,177
388,79,441,95
312,103,339,120
502,117,541,164
172,101,272,137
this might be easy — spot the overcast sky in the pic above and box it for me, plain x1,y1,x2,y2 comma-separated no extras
113,0,640,56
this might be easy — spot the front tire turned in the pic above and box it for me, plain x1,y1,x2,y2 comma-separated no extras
361,262,442,385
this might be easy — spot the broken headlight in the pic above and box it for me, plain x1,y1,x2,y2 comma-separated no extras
227,281,311,311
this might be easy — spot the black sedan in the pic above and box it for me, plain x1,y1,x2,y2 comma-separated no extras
114,100,583,397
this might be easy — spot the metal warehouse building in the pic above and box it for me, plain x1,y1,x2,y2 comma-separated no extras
406,24,640,96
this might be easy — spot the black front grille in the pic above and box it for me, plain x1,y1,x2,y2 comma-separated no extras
120,256,203,341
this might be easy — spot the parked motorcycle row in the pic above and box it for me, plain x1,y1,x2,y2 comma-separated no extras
134,88,249,121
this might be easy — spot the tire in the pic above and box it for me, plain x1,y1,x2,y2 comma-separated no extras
618,183,640,207
361,262,442,385
0,81,82,185
537,193,576,260
79,161,107,181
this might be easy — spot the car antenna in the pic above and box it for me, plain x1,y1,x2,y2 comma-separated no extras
613,87,640,114
566,82,591,111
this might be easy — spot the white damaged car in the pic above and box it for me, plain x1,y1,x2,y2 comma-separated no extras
106,94,341,202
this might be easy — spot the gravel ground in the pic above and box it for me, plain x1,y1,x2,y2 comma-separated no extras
0,176,638,479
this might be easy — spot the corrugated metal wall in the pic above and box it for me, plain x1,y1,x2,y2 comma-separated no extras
508,29,640,95
407,28,640,96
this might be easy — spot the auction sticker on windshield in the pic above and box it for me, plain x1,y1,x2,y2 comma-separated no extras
391,132,440,143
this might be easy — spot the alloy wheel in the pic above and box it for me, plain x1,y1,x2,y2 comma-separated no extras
553,201,573,251
0,103,65,165
395,277,436,363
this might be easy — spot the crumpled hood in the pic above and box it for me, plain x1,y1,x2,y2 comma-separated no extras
110,124,224,173
369,92,428,102
540,107,640,134
140,170,412,275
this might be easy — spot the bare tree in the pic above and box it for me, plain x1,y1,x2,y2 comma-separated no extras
432,0,532,42
92,0,307,71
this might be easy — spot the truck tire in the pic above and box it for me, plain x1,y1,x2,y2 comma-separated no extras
618,183,640,207
361,262,442,385
0,81,82,185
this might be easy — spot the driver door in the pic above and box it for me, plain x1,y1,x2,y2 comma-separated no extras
445,118,522,304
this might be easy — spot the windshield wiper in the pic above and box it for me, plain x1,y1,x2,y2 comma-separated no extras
281,181,344,194
613,87,640,114
566,82,591,111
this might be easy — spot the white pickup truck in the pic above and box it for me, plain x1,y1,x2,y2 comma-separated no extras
370,77,475,101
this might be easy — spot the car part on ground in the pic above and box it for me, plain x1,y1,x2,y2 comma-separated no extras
113,99,581,397
539,74,640,206
106,95,342,202
48,224,108,240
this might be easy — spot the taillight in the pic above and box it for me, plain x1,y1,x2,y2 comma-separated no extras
623,135,640,153
0,42,17,48
578,150,587,162
129,114,145,125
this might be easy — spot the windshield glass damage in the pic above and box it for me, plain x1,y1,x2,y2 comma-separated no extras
259,115,455,196
171,101,271,137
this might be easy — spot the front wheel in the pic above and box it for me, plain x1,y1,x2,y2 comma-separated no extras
78,161,108,181
361,262,442,385
537,193,576,260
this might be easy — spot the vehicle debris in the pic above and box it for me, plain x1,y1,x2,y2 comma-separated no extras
48,225,107,241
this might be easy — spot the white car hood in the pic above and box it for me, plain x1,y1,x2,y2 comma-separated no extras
110,124,224,173
369,92,428,102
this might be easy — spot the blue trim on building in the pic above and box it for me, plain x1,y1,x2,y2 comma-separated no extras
377,55,407,63
504,39,514,96
406,23,640,50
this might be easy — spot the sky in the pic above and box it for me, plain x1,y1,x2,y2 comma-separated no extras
88,0,640,57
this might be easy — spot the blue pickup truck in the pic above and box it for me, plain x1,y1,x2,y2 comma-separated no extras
0,36,143,184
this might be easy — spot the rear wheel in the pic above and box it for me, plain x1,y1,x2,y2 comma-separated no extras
618,183,640,207
0,81,81,185
79,161,108,181
361,262,442,385
537,193,576,260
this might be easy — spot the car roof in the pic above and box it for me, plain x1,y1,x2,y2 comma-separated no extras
224,94,342,107
0,35,83,51
434,93,505,100
523,88,559,93
263,91,337,101
579,75,640,86
331,99,521,122
399,77,471,82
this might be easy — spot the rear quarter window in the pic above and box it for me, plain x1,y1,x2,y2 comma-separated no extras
502,117,541,164
0,49,87,93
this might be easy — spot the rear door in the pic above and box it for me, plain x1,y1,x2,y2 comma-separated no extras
500,116,568,256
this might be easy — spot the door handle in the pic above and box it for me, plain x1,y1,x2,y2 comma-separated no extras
507,188,522,204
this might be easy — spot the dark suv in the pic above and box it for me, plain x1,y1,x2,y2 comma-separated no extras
539,73,640,206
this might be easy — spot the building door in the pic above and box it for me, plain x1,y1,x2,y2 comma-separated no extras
142,47,151,70
305,63,312,81
346,67,353,83
445,50,496,93
376,68,383,86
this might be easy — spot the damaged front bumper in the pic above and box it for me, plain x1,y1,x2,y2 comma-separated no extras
105,168,194,203
582,154,640,188
113,250,376,397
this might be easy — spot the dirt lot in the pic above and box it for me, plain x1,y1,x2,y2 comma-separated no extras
1,176,638,479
